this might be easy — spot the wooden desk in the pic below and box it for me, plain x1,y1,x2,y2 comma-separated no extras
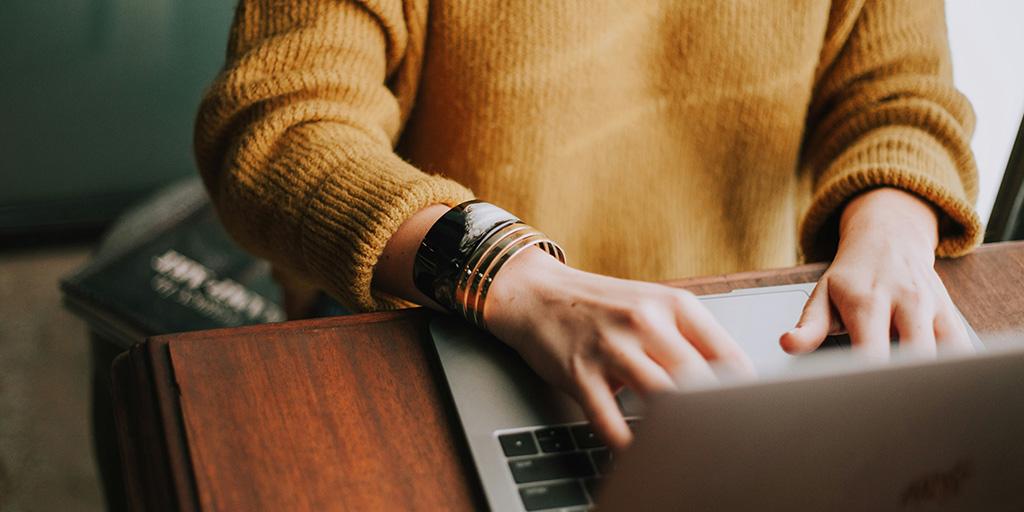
112,242,1024,511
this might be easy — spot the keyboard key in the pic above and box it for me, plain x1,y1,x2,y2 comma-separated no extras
499,432,538,457
519,481,588,510
590,448,613,475
508,453,595,483
626,418,641,431
583,477,602,501
534,426,574,452
570,424,604,449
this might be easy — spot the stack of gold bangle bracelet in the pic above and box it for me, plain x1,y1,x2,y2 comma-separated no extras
453,222,565,329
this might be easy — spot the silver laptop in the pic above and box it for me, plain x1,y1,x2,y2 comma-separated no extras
429,283,1016,511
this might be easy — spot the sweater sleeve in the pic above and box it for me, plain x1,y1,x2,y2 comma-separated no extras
799,0,981,261
194,0,473,311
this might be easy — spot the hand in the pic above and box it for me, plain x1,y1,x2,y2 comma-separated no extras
780,188,972,359
485,249,754,450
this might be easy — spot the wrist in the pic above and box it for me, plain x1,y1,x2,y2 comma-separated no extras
839,188,939,254
484,247,570,332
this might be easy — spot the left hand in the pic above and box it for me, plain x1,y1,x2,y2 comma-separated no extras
780,187,972,359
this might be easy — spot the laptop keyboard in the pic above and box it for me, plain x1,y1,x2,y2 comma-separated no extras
496,419,639,511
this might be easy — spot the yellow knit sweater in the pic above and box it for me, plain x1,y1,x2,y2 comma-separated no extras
195,0,981,312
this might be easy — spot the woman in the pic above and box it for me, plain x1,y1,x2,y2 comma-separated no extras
195,0,981,449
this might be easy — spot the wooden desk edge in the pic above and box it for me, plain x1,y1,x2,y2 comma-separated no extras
131,241,1024,345
112,342,200,511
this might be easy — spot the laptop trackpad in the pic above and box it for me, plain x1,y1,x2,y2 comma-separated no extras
700,289,809,373
618,288,812,416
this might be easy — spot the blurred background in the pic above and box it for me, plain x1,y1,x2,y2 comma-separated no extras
1,2,237,511
1,1,1022,511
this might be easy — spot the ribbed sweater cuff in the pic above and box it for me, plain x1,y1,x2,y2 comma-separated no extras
800,126,982,261
300,150,474,312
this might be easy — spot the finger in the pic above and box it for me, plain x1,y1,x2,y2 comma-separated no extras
669,292,755,376
892,300,936,358
664,341,719,390
933,305,974,354
638,318,723,386
575,371,632,450
607,345,678,396
928,276,974,353
780,279,833,354
840,297,892,360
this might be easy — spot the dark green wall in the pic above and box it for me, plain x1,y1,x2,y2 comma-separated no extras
0,0,235,233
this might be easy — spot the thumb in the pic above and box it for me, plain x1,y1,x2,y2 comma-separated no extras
780,280,833,354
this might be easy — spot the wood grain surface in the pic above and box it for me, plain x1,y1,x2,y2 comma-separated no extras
166,310,483,511
114,241,1024,511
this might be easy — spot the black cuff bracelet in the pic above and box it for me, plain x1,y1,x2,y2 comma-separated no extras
413,200,564,326
413,201,519,312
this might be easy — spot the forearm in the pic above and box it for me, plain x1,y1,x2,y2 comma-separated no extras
372,204,451,310
195,0,474,311
799,0,980,261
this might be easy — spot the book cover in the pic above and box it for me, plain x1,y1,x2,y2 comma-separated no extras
61,178,285,348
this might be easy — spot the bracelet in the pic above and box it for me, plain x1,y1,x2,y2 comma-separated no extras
456,224,564,328
413,201,519,312
456,223,533,320
413,200,565,328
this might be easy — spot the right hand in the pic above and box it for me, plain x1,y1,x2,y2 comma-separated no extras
484,249,754,450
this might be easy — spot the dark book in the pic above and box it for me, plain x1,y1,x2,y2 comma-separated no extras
61,178,285,348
